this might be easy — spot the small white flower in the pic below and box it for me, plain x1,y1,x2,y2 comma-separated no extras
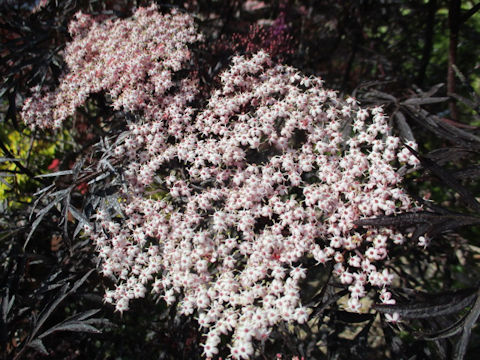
385,312,401,323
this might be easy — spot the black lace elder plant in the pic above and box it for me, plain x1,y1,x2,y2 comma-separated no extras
355,76,480,360
4,2,480,359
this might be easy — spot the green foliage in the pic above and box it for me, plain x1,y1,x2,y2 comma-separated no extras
0,118,71,207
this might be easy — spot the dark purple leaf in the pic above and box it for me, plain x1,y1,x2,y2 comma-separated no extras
402,97,449,105
25,200,60,250
394,111,415,142
405,144,480,212
38,322,101,339
374,288,477,319
426,147,476,165
35,170,74,178
454,289,480,360
27,338,48,355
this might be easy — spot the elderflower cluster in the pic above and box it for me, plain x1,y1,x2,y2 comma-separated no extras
94,51,420,358
21,4,201,129
23,6,421,359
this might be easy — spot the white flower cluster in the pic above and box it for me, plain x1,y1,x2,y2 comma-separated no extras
95,51,420,358
23,6,421,359
21,4,200,129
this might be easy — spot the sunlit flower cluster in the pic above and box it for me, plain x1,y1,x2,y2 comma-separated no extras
21,4,201,129
23,6,421,359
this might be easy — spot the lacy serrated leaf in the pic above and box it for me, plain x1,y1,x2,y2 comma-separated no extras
62,193,71,243
403,106,480,148
28,270,94,343
374,288,477,319
365,89,397,102
401,97,449,105
30,283,69,341
418,314,466,340
411,146,480,211
38,321,101,339
394,111,415,142
33,183,54,197
69,269,94,294
454,288,480,360
67,309,101,322
355,212,436,227
356,212,480,240
1,289,14,323
426,147,476,165
69,205,90,224
36,282,66,295
453,166,480,181
88,171,110,185
27,338,49,355
48,188,71,199
25,199,60,249
35,169,74,178
422,83,445,98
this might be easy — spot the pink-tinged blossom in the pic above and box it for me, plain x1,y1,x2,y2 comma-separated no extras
385,312,401,323
21,4,201,129
22,5,423,357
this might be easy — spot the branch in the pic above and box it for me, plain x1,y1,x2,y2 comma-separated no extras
461,3,480,24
